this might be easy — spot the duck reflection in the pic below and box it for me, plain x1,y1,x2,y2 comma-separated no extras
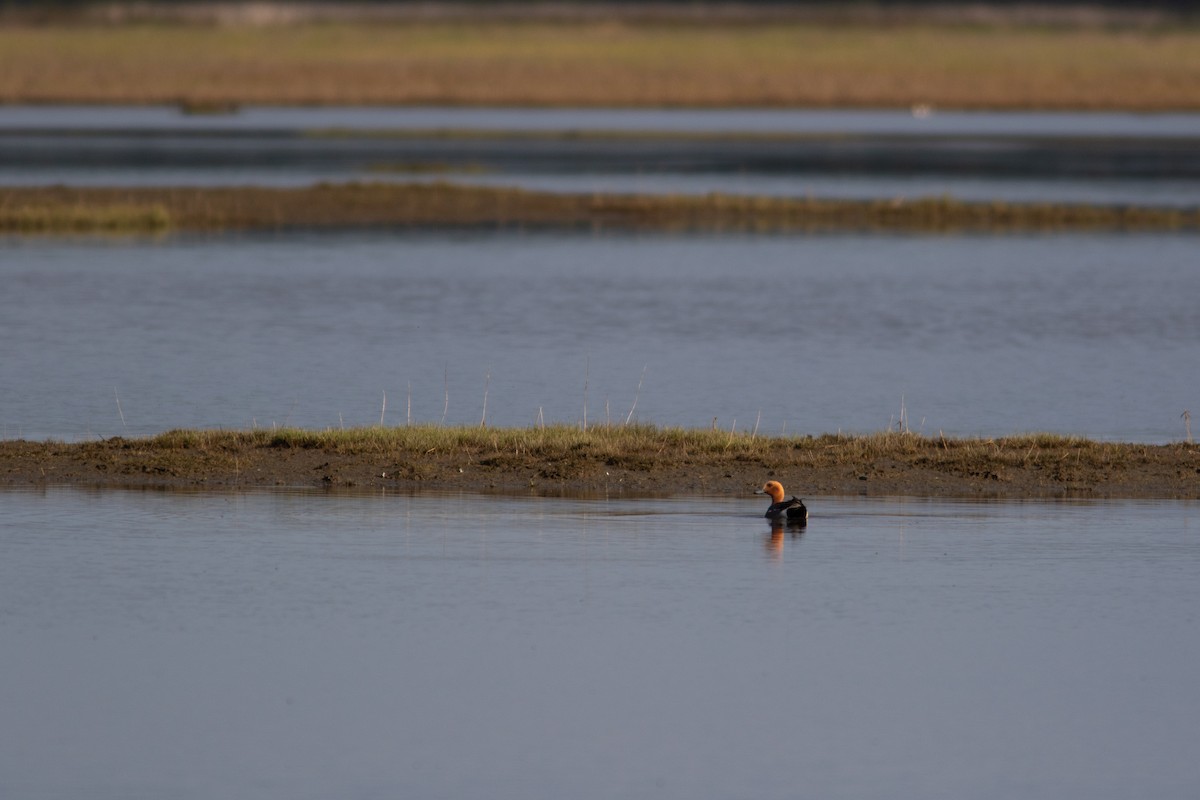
765,519,806,559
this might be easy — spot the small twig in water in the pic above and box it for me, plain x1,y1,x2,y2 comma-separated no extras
380,391,386,427
1184,410,1193,443
407,381,412,427
752,409,761,441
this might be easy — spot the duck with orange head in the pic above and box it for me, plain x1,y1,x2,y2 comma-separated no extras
755,480,808,525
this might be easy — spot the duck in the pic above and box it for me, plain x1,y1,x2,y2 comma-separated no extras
755,480,808,524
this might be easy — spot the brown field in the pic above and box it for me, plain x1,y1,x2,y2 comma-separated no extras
1,15,1199,110
2,183,1196,234
3,426,1198,499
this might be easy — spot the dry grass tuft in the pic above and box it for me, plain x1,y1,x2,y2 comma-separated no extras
142,424,1167,472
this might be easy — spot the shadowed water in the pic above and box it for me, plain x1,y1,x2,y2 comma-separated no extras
4,106,1200,206
6,105,1200,136
2,489,1198,799
2,231,1197,443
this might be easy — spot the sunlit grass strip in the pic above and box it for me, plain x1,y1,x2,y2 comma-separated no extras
2,184,1196,234
3,20,1200,110
144,424,1191,472
0,203,171,233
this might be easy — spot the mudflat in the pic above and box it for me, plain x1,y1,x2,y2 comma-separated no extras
3,428,1197,499
4,184,1197,235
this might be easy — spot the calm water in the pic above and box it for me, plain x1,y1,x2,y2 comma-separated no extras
2,231,1197,443
6,105,1198,800
5,106,1200,206
2,489,1198,799
7,167,1199,209
6,105,1200,136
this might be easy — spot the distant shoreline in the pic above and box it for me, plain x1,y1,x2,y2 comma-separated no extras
3,427,1198,499
2,15,1199,110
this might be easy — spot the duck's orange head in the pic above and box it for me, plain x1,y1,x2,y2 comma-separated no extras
757,480,786,503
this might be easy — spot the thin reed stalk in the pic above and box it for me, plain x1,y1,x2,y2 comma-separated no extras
480,371,490,428
114,387,127,432
441,365,449,427
582,356,589,432
625,365,647,427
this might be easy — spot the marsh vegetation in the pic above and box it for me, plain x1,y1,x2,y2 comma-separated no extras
2,17,1199,110
4,426,1197,498
2,183,1196,234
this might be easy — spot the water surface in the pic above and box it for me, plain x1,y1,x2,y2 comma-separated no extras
2,489,1198,799
5,106,1200,206
6,105,1200,137
2,231,1196,443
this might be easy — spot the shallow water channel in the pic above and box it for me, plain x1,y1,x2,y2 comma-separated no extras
2,230,1198,443
2,489,1198,799
5,106,1200,206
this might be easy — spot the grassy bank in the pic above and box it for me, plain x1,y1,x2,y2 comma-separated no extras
3,425,1198,499
2,18,1199,110
0,202,171,234
2,183,1196,235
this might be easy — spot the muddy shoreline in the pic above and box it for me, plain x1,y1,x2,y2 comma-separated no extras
4,184,1197,235
4,433,1197,500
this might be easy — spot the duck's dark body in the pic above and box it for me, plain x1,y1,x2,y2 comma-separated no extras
765,496,808,524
